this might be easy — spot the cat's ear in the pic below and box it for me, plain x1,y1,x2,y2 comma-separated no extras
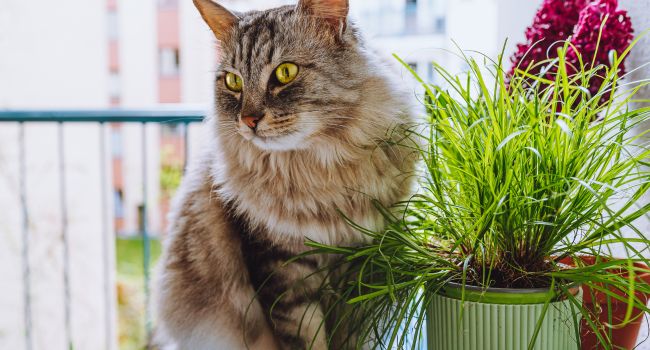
193,0,239,42
297,0,349,36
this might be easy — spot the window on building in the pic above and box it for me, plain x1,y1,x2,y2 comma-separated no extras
137,204,146,232
405,0,418,34
107,11,119,41
428,63,435,83
434,17,446,34
158,0,178,8
114,189,124,219
111,127,123,157
161,123,182,137
159,48,180,77
109,70,121,101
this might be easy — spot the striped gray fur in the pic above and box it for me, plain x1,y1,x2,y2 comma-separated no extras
155,0,418,349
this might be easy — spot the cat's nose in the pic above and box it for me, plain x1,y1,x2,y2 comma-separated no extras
241,114,263,130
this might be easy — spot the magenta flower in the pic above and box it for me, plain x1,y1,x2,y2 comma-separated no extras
511,0,589,75
510,0,633,101
567,0,634,96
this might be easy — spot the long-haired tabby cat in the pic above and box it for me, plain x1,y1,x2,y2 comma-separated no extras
155,0,417,349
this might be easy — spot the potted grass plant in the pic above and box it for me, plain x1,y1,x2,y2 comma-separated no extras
308,39,650,350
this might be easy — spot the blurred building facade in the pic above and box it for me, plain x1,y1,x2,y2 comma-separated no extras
108,0,185,236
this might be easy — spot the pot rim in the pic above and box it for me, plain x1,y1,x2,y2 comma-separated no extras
439,282,580,305
445,282,555,294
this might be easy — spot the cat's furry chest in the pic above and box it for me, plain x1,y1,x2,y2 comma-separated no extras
212,144,408,246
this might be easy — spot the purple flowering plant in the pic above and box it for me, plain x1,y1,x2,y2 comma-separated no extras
511,0,634,100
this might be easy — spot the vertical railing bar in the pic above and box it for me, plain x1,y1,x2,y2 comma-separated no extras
141,122,152,347
182,122,189,173
58,122,73,349
19,122,33,350
99,122,113,350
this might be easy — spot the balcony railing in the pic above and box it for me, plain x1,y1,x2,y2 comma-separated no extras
0,109,204,350
0,109,432,350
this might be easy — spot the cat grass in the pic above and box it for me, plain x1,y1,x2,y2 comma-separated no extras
306,36,650,349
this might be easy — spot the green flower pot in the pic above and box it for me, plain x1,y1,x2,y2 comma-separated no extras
426,283,581,350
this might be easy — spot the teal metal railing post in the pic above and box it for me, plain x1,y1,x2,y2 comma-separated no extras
99,122,113,350
58,122,73,350
183,122,190,173
141,122,152,347
19,122,33,350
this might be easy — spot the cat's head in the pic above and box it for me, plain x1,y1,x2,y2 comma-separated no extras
194,0,393,152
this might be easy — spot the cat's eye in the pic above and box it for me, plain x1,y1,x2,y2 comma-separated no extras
275,63,299,85
225,72,243,92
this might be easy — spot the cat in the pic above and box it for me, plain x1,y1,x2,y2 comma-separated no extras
155,0,417,349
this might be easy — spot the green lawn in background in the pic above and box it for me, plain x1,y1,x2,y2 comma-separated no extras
116,237,162,350
116,237,162,282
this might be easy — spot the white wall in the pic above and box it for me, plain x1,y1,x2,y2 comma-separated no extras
0,0,108,107
616,2,650,347
444,0,542,74
616,0,650,250
0,1,116,350
179,0,224,165
496,0,542,66
180,0,218,107
621,0,650,108
118,0,157,107
447,0,499,53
